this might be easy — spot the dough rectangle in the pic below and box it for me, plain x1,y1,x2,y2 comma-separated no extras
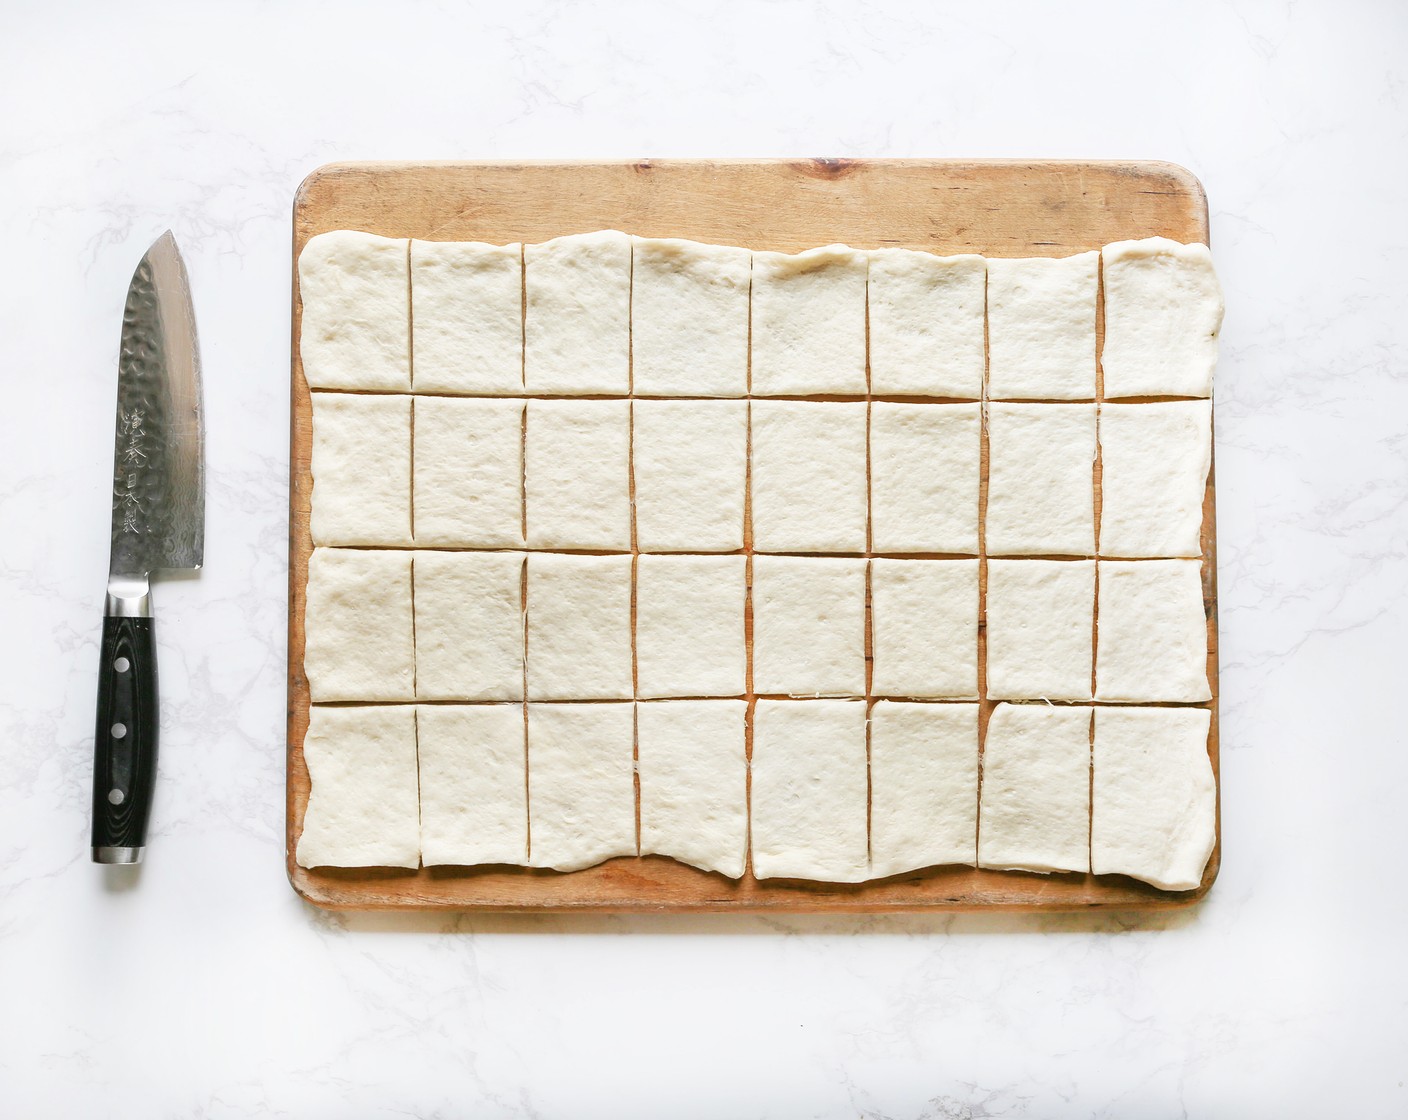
986,251,1098,400
304,548,415,702
1092,706,1215,891
985,559,1094,701
750,400,868,553
524,230,631,395
750,246,868,396
635,555,747,698
985,403,1096,556
1095,560,1210,702
870,559,979,699
410,239,522,395
298,231,410,392
525,553,633,700
524,399,632,551
637,699,748,878
750,699,869,882
631,237,750,397
869,701,979,877
751,556,867,697
868,249,985,398
869,402,981,554
413,396,524,548
527,702,637,871
295,705,420,868
413,551,525,702
1101,237,1222,399
309,392,411,547
1098,401,1211,558
418,704,528,867
978,703,1091,874
632,399,747,551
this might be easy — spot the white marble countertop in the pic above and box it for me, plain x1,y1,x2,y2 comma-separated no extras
4,1,1406,1115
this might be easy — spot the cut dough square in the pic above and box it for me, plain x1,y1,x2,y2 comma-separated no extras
633,399,747,551
987,251,1098,400
869,701,979,877
413,551,524,702
1101,238,1223,399
637,699,748,878
523,230,631,395
527,702,636,871
985,403,1096,556
750,246,867,395
750,400,868,553
751,557,867,697
309,392,411,546
978,703,1091,874
1092,706,1215,891
525,554,633,700
296,705,419,868
750,700,868,882
870,402,981,553
524,399,631,550
1095,560,1210,702
298,231,410,391
413,396,524,548
1098,401,1212,558
635,555,747,698
870,559,979,699
304,548,414,702
985,560,1094,701
418,704,528,867
868,250,985,398
632,237,750,397
410,239,522,395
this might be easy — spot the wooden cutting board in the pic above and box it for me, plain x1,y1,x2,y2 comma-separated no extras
288,158,1219,911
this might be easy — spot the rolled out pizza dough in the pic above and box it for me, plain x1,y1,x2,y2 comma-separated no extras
299,230,410,392
303,548,414,702
750,699,869,882
413,551,524,702
869,402,981,554
1101,237,1222,399
631,237,750,397
527,702,636,872
418,703,528,867
637,699,748,878
750,245,867,396
1098,401,1211,558
986,251,1098,400
410,239,522,395
413,396,524,548
632,399,747,552
523,230,631,395
750,556,867,697
296,704,419,868
309,392,411,547
869,700,979,877
868,249,985,398
635,555,747,698
1092,705,1215,891
1095,560,1210,702
978,702,1091,874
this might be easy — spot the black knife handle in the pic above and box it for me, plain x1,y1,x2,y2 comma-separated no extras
92,614,158,860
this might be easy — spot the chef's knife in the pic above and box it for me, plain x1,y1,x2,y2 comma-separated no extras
92,231,204,864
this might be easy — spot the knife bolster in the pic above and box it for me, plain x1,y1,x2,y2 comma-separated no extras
105,573,152,617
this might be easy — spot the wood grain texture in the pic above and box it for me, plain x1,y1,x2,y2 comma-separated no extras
288,159,1218,911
